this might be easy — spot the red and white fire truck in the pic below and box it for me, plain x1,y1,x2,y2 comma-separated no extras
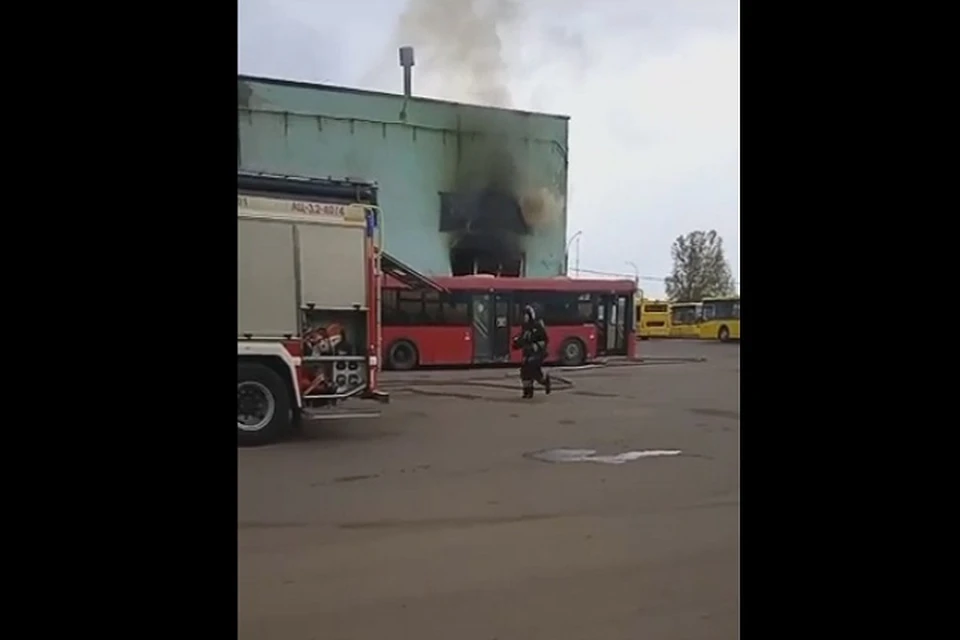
237,171,445,446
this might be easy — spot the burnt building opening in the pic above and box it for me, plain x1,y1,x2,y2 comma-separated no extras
449,250,523,276
450,235,524,278
440,187,528,277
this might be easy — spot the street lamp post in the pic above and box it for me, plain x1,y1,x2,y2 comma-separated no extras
565,230,583,276
625,260,639,285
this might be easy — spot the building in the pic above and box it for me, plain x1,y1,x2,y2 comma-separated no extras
238,74,570,277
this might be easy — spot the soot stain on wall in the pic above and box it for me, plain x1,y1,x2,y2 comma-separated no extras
443,109,563,277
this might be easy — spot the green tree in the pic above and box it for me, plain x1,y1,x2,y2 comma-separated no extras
665,230,736,302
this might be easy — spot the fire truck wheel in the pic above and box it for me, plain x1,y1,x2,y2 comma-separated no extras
387,339,419,371
718,325,730,342
559,338,586,366
238,362,293,447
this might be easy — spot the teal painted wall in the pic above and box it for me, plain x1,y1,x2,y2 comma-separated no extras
238,77,569,277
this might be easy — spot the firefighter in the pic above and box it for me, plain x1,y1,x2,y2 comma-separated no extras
513,304,552,399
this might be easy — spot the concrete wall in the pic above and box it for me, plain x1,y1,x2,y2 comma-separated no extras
238,76,569,277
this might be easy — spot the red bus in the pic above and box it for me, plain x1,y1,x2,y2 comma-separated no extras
381,275,637,370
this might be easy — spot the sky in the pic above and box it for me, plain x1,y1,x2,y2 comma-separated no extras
238,0,739,297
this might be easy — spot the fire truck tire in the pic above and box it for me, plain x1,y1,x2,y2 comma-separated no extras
387,339,419,371
718,325,730,342
238,362,293,447
558,338,586,366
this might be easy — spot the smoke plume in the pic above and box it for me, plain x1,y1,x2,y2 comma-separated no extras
383,0,579,273
395,0,520,108
519,187,563,229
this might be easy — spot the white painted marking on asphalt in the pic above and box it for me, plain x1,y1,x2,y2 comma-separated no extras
528,448,683,464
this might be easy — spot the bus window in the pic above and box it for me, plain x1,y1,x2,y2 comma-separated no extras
511,298,524,324
398,290,424,323
442,294,470,325
643,303,668,313
382,289,401,325
511,295,581,325
712,300,737,319
672,305,700,325
422,292,442,325
577,299,594,322
403,290,470,326
528,292,591,325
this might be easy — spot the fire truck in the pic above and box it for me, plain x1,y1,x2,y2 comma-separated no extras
237,171,445,446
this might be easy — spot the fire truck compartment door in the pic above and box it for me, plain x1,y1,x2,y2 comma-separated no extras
238,218,299,336
297,222,367,309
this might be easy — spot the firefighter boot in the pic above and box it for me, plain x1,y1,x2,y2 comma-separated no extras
544,373,552,395
522,383,534,399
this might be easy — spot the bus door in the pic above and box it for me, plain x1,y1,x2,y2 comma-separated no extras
596,294,629,356
595,297,608,356
492,293,511,361
669,306,689,337
606,297,619,353
614,294,630,354
471,293,512,363
608,295,629,355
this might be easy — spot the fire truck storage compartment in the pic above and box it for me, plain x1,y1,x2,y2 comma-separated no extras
300,306,369,396
296,221,366,309
237,216,368,338
300,308,367,356
237,218,298,337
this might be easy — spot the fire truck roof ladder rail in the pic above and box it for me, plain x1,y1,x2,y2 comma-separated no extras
237,170,379,204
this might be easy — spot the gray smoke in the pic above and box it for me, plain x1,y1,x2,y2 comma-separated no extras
395,0,520,108
384,0,579,273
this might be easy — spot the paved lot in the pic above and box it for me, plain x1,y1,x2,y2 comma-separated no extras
238,340,739,640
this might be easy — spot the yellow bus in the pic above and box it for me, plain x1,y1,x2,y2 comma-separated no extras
637,299,670,339
669,302,702,338
699,296,740,342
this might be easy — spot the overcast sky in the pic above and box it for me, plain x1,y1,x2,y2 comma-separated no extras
239,0,739,296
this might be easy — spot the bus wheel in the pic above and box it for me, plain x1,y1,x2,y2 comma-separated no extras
238,362,293,447
387,340,419,371
718,326,730,342
559,338,586,366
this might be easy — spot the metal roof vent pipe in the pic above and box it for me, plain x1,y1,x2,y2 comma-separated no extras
399,45,415,121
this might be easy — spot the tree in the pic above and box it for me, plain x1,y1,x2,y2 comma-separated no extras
665,230,736,302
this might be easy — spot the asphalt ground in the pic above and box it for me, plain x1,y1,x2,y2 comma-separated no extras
238,339,739,640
